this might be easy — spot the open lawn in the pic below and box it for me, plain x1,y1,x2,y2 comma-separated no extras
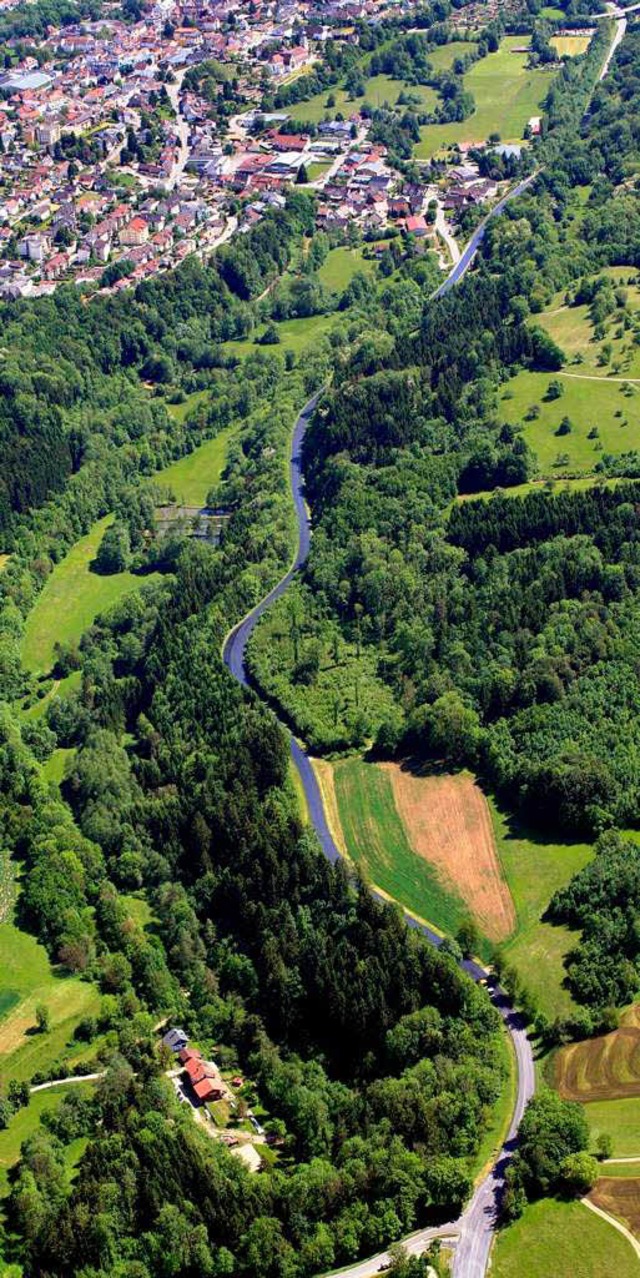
585,1098,640,1158
383,766,515,942
315,757,588,1003
491,801,592,1020
329,757,468,939
165,388,210,424
589,1178,640,1240
0,1083,92,1197
221,312,341,360
21,426,233,676
535,270,640,379
20,516,162,676
500,369,640,476
602,1161,640,1178
491,1197,639,1277
41,746,76,787
456,474,635,504
0,916,100,1088
154,426,233,507
415,37,554,159
555,1005,640,1103
317,246,375,292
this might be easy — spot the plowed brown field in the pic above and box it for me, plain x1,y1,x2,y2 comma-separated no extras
384,767,516,942
589,1178,640,1240
555,1004,640,1102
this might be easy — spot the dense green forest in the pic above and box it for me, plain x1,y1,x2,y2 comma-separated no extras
3,9,640,1276
248,24,640,1018
0,178,513,1277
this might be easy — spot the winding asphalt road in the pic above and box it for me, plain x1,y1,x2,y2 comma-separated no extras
221,186,539,1277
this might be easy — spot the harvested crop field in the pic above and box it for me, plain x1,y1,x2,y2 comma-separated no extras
555,1004,640,1102
384,767,516,942
589,1178,640,1240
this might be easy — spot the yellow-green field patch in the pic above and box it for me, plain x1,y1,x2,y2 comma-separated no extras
585,1097,640,1158
550,34,593,56
20,515,162,675
0,918,100,1087
0,1082,93,1197
155,426,233,507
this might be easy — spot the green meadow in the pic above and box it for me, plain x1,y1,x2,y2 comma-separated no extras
491,1198,639,1278
221,312,341,359
0,914,100,1089
21,421,233,676
317,246,375,292
0,1083,93,1197
415,37,554,158
492,801,592,1020
20,515,161,676
585,1099,640,1158
499,370,640,476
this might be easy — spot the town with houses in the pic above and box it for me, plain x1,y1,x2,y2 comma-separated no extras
0,0,546,298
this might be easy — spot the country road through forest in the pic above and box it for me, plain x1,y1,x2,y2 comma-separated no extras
221,175,542,1277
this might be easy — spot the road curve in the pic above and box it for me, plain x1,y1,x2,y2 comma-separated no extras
433,173,537,299
222,193,537,1277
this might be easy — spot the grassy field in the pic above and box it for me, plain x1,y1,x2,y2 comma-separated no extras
415,37,554,159
221,312,341,360
500,370,640,476
0,916,100,1088
491,801,592,1020
456,475,634,504
154,426,233,506
304,160,332,182
319,757,588,1007
331,758,468,938
317,246,375,292
290,42,473,124
585,1098,640,1157
41,746,76,787
491,1197,639,1277
21,425,234,676
20,515,162,676
536,270,640,378
554,1005,640,1104
0,1083,92,1196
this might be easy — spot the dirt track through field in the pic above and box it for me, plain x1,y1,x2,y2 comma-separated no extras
556,1004,640,1102
589,1178,640,1241
384,767,516,942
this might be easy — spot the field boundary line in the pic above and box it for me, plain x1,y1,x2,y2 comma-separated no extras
604,1156,640,1164
559,371,640,383
313,758,450,942
582,1196,640,1259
